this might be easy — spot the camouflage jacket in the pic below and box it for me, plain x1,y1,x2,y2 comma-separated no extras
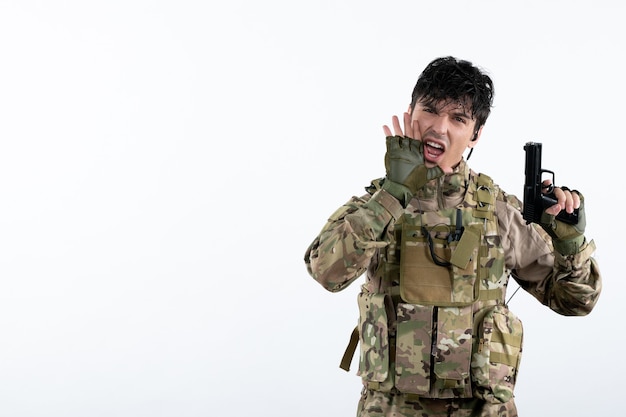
305,159,601,317
305,160,601,401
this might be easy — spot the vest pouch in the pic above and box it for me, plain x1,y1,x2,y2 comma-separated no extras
471,305,523,403
394,303,433,395
433,306,473,398
400,223,481,306
357,291,393,391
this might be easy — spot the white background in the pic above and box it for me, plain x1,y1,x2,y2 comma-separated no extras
0,1,623,416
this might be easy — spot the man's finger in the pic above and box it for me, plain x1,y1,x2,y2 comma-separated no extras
541,179,553,194
411,117,421,142
392,115,403,136
545,204,562,216
403,112,412,138
572,192,581,209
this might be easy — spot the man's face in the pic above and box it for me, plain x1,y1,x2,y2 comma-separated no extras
410,98,481,171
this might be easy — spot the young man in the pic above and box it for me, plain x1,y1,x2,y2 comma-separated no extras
304,57,601,416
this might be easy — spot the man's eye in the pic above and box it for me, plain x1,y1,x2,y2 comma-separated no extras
424,108,436,114
455,117,467,124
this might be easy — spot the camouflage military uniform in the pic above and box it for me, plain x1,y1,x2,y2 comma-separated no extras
304,159,601,417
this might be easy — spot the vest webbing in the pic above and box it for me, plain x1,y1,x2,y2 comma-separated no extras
340,172,504,372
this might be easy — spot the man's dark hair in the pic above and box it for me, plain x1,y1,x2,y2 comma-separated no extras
410,56,494,131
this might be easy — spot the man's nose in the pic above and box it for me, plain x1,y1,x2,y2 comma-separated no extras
431,114,449,135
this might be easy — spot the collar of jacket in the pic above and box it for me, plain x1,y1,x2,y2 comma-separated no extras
410,159,470,211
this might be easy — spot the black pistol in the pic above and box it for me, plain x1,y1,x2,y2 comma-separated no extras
523,142,579,225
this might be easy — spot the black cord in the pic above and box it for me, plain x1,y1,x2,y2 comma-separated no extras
421,225,452,267
422,209,464,267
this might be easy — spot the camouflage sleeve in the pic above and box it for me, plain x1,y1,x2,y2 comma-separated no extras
497,192,602,316
304,188,401,292
547,239,602,315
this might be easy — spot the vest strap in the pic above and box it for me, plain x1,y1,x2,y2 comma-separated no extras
473,173,496,220
476,173,493,186
491,331,522,348
479,288,503,300
339,326,360,372
490,351,519,368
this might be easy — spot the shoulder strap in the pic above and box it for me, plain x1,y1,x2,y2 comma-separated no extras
471,173,497,221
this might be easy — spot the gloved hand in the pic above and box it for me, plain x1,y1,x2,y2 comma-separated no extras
540,190,586,255
382,135,444,206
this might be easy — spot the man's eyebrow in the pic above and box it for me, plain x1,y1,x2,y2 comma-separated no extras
451,110,473,119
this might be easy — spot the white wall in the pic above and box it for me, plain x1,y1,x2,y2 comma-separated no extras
0,1,622,416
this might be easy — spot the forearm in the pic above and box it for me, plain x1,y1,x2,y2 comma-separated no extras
502,199,602,316
544,239,602,315
304,189,400,292
513,243,601,316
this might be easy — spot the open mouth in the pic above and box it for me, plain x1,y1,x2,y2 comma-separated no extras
424,140,445,162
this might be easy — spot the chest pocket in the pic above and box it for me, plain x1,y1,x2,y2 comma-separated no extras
399,222,482,306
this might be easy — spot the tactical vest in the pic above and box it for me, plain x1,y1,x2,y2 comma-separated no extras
341,173,524,404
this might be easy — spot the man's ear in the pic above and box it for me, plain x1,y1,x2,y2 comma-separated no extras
469,125,484,147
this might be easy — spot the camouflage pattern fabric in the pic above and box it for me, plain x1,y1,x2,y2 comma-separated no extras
305,159,600,316
357,389,518,417
304,159,602,415
471,305,523,403
544,240,601,316
394,303,433,395
357,292,391,384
